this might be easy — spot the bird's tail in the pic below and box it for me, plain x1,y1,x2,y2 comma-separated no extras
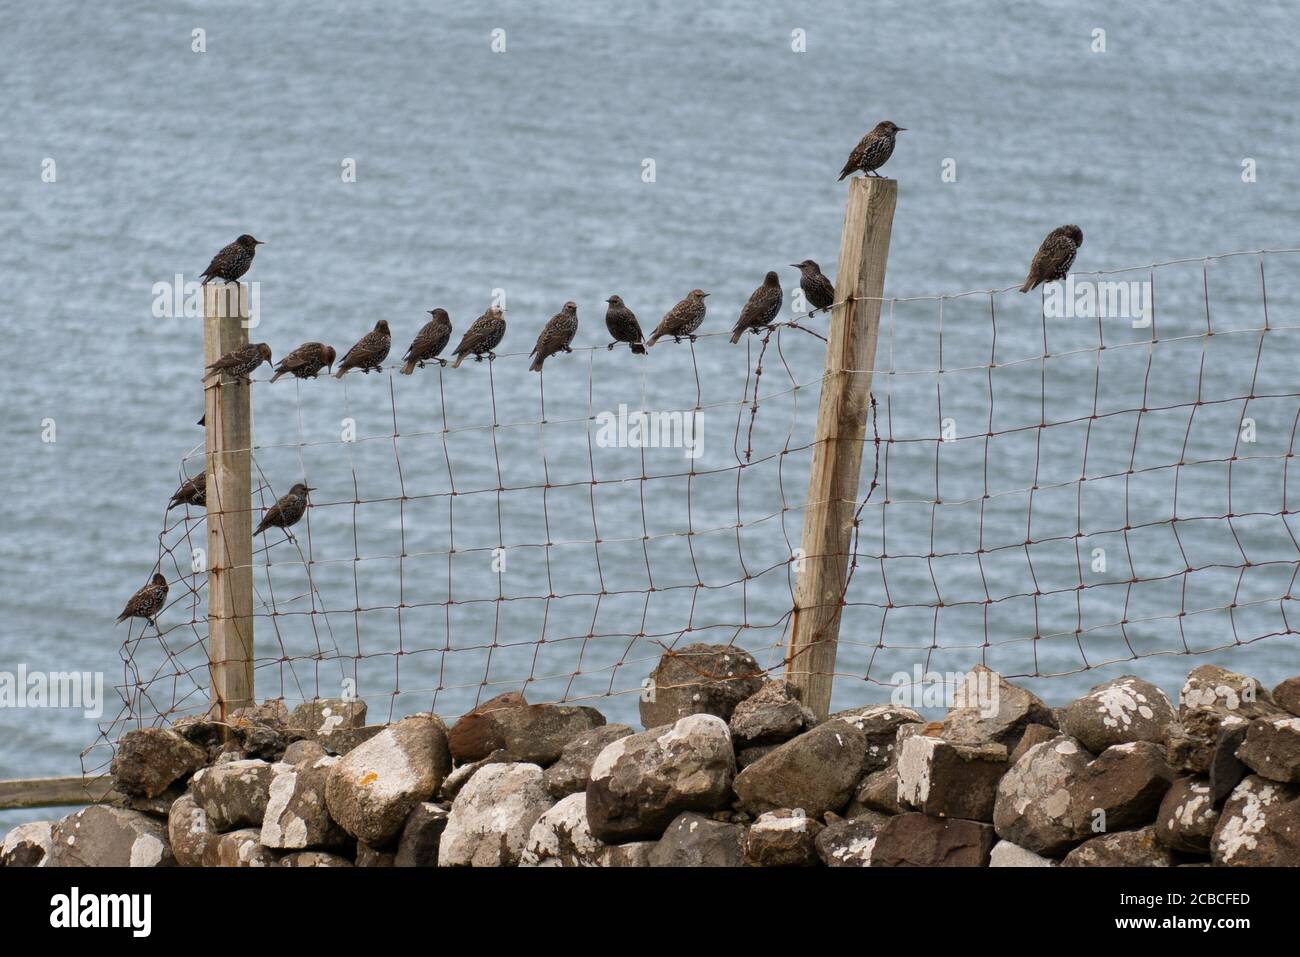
270,369,287,383
1019,276,1036,294
630,343,646,355
333,367,347,379
115,611,128,624
451,353,466,369
400,359,417,375
730,328,744,345
645,332,661,348
529,355,544,373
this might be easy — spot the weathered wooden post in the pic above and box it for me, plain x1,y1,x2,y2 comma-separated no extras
786,176,897,719
203,282,255,721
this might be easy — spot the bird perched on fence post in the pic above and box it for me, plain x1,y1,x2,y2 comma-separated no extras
271,342,337,382
200,234,263,284
646,289,710,346
167,472,206,511
604,295,646,354
450,307,507,367
791,260,836,315
116,573,168,627
254,483,314,538
205,342,272,382
1020,225,1084,292
529,301,579,372
334,321,392,377
730,271,784,343
838,121,905,180
400,309,453,374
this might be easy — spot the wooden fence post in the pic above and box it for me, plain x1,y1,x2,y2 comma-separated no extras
203,283,255,722
786,176,897,719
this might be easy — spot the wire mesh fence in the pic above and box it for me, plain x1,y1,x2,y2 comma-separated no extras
84,246,1300,775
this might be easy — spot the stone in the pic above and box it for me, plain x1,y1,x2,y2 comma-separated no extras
167,793,217,867
1154,776,1219,854
586,715,736,842
1010,724,1060,765
171,714,225,754
1273,677,1300,717
288,697,368,736
1209,721,1251,805
228,700,296,761
896,733,1009,821
449,692,606,765
990,840,1056,867
647,812,745,867
282,739,329,766
261,756,347,849
599,841,656,867
205,828,279,867
733,719,867,818
520,793,604,867
1066,740,1174,835
815,810,890,867
736,744,780,769
1176,665,1284,771
48,806,174,867
280,851,352,867
111,728,208,798
1060,826,1176,866
1061,675,1176,754
849,767,904,816
439,763,552,866
1235,715,1300,784
188,759,276,831
827,704,923,774
324,715,450,845
355,843,395,867
1211,774,1300,866
871,813,995,867
543,724,634,798
439,752,504,801
318,725,385,756
394,802,448,866
639,643,764,729
113,785,184,819
0,821,53,867
728,681,815,748
993,736,1092,856
743,809,823,867
941,665,1056,749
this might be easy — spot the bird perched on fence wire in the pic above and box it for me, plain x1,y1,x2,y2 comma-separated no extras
450,307,507,367
200,234,263,284
334,320,392,377
167,472,206,511
838,120,905,180
116,573,168,627
271,341,337,382
604,295,646,354
730,271,784,343
205,342,272,382
400,309,453,374
791,260,836,315
529,301,579,372
254,483,314,538
647,289,709,346
1019,225,1084,292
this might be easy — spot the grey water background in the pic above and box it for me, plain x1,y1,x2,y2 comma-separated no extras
3,1,1300,828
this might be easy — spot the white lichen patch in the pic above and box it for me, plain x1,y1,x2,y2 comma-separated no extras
129,833,166,867
1215,778,1280,864
897,735,939,806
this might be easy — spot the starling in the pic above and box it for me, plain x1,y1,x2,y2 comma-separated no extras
791,259,836,314
529,301,579,372
1020,225,1084,292
116,573,168,626
334,320,392,377
646,289,710,346
450,307,507,367
200,234,263,284
838,120,905,180
167,471,206,510
730,271,784,343
205,342,272,382
604,295,646,354
400,309,453,374
271,342,337,382
254,483,315,537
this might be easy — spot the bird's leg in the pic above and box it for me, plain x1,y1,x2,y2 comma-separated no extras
438,358,447,367
487,352,496,361
474,354,484,362
563,346,573,354
606,341,616,351
688,334,697,342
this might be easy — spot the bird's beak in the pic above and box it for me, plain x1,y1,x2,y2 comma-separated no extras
255,240,265,245
702,293,711,298
789,264,801,268
896,128,907,132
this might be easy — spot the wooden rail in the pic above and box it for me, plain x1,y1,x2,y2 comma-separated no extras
0,775,116,811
